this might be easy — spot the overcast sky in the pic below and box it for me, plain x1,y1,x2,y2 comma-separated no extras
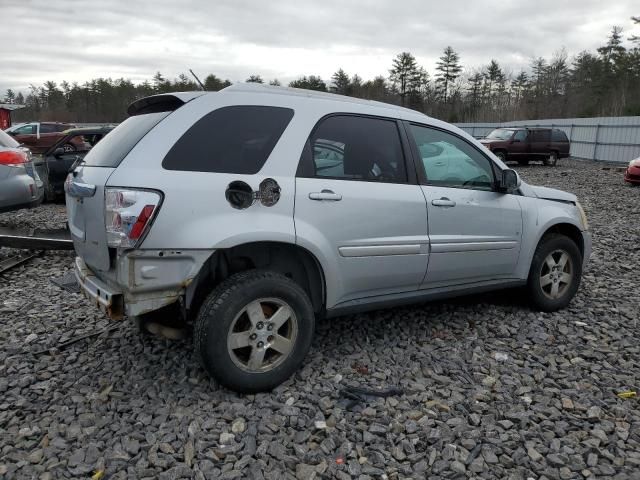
2,0,638,96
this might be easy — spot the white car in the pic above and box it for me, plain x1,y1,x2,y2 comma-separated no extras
66,84,591,392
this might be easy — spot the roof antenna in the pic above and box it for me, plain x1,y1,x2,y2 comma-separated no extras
189,69,206,91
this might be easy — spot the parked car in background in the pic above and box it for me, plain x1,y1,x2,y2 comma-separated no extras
67,84,591,392
624,157,640,185
480,127,570,166
43,126,114,199
5,121,78,154
0,129,43,213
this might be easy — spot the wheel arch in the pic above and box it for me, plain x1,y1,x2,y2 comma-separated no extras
186,241,326,316
538,222,584,258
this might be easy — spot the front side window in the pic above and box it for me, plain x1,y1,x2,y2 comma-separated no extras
513,130,527,142
14,124,36,135
163,106,294,174
485,129,513,140
304,115,407,183
410,124,495,191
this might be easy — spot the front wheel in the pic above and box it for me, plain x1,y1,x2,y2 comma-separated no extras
494,151,507,162
526,234,582,312
194,270,315,393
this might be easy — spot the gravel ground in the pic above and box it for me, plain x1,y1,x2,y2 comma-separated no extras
1,158,639,480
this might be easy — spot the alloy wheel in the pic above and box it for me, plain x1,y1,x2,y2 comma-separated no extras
226,298,298,373
539,249,573,299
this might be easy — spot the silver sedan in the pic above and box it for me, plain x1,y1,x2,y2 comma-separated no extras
0,129,43,213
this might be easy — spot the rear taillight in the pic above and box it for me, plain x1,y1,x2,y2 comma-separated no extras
0,150,28,167
105,188,162,248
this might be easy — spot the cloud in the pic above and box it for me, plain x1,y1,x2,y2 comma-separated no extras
0,0,636,96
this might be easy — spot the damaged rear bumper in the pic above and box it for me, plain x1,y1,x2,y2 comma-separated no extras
74,256,125,319
74,249,213,320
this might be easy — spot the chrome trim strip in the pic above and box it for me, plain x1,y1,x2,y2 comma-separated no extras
339,244,423,257
430,241,517,253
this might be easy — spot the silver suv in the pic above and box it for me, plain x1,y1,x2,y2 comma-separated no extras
66,84,591,392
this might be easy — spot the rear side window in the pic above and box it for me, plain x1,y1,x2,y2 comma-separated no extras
162,106,294,174
300,115,407,183
531,130,551,142
84,112,169,167
552,129,568,142
40,124,57,133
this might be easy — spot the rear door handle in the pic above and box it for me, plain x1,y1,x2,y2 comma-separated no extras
309,189,342,201
431,197,456,207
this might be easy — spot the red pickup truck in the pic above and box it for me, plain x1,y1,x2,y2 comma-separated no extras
480,127,570,166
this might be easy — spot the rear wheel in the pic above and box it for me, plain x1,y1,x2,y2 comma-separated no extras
544,151,559,166
194,270,315,393
526,234,582,311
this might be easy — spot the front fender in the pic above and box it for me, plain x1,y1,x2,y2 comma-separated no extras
516,196,585,279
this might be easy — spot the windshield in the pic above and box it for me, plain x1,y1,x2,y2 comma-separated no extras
485,129,514,140
0,129,20,148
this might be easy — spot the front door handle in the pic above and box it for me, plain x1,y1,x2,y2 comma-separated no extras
309,189,342,201
431,197,456,207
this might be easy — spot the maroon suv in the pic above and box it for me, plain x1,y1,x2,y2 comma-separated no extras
480,128,570,166
6,122,79,154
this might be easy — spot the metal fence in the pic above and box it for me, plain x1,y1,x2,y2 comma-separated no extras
455,116,640,164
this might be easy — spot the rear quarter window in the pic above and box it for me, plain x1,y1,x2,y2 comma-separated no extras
83,112,169,167
552,130,568,142
162,106,294,174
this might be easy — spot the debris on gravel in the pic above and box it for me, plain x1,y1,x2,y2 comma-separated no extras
0,159,639,479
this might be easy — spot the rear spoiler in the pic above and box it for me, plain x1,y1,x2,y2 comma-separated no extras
127,92,207,116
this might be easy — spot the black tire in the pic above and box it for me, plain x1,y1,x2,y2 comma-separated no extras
494,151,507,162
517,159,530,166
526,234,582,312
544,151,559,167
194,270,315,393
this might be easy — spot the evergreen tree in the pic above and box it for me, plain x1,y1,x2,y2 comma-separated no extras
330,69,351,94
3,89,15,103
246,75,264,83
435,46,462,103
289,76,327,91
389,52,420,105
630,16,640,43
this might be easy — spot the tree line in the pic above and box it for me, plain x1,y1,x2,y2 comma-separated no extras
4,18,640,124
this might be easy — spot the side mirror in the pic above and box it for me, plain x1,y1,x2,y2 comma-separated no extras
499,169,520,193
53,147,65,158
